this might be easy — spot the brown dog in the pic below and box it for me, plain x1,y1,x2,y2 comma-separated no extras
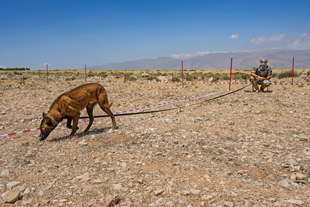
39,83,116,140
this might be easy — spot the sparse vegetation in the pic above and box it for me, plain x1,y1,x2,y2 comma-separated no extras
0,67,30,71
172,77,181,82
278,70,298,79
87,71,96,77
127,76,137,81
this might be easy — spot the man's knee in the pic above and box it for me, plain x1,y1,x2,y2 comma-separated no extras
263,80,271,87
250,77,255,82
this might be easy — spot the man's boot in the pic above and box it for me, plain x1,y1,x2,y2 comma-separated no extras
252,83,258,92
260,86,265,92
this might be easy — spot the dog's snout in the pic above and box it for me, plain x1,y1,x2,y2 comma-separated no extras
39,134,46,141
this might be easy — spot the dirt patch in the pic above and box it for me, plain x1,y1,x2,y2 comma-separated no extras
0,78,310,206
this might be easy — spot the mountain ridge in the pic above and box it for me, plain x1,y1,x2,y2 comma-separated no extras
87,49,310,70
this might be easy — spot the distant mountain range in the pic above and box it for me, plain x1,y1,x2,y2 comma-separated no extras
87,48,310,70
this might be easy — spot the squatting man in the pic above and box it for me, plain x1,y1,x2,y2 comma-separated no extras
250,58,272,92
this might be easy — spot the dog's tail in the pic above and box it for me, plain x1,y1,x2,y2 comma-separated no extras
109,102,113,108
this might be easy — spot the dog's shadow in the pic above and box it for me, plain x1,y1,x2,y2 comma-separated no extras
49,127,113,142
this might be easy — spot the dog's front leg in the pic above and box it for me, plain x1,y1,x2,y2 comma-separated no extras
66,106,80,137
67,118,79,130
69,115,80,137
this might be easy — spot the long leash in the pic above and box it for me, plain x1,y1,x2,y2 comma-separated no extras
79,81,256,119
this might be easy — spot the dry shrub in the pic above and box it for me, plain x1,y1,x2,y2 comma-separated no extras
127,76,137,81
278,70,298,79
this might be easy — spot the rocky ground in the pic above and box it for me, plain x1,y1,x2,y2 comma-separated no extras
0,78,310,207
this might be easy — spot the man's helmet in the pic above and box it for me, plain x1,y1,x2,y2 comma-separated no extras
260,58,268,63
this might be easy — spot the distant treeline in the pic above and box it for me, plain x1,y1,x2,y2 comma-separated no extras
0,67,30,71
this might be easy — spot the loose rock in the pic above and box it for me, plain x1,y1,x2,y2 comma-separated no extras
2,189,20,203
278,179,289,188
112,184,123,191
190,189,201,195
154,190,164,196
0,169,9,176
296,173,306,180
284,199,304,206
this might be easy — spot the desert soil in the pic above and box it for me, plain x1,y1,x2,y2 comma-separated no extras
0,78,310,207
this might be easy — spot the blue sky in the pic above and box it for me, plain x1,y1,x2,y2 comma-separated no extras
1,0,310,70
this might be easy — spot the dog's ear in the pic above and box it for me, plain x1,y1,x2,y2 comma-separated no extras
42,112,46,118
46,117,53,126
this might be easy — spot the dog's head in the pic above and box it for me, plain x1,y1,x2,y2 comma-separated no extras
39,112,58,140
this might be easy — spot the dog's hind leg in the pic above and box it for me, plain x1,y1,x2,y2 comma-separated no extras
97,93,117,129
100,103,117,129
84,103,96,133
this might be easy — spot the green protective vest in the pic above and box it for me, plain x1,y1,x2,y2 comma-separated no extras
254,65,272,78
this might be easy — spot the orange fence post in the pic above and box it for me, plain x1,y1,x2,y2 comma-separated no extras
46,64,48,84
85,65,87,82
229,58,233,91
292,57,294,85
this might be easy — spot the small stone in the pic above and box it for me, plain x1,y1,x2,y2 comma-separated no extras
190,189,201,195
6,181,20,190
156,198,164,204
59,199,67,204
274,201,282,207
295,173,306,180
106,196,121,207
278,179,289,188
203,146,211,150
229,121,234,125
284,199,304,206
298,134,308,141
3,189,20,203
92,179,104,184
268,198,276,202
112,184,123,191
166,201,174,206
23,188,31,195
287,158,298,166
154,190,164,196
0,169,9,176
275,145,284,150
78,140,88,146
22,197,33,205
290,174,296,181
80,176,90,182
120,163,127,168
76,172,89,180
294,180,307,184
224,201,234,207
182,190,190,195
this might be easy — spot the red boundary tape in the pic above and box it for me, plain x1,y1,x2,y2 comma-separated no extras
0,90,226,138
